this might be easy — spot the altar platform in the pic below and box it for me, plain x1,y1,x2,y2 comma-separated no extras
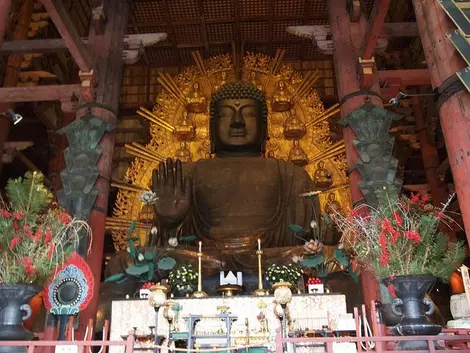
109,293,350,353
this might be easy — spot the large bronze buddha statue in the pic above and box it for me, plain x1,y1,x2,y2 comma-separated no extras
152,82,320,270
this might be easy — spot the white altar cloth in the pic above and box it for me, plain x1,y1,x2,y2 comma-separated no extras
110,294,348,353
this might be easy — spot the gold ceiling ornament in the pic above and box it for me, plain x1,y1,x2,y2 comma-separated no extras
110,50,350,251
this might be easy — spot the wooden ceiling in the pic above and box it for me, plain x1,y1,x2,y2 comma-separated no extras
128,0,377,66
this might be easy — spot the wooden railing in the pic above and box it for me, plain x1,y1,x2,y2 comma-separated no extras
0,335,135,353
274,330,470,353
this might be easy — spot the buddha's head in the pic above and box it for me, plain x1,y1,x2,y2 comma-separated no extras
210,81,268,155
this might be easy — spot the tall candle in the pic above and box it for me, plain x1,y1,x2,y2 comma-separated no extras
258,238,261,251
199,241,202,253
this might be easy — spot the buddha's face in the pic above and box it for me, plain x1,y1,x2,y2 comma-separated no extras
215,98,261,149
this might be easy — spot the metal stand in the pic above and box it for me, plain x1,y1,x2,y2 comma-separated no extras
253,250,269,296
192,252,208,297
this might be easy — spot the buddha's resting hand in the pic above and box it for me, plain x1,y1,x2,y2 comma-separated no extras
152,158,191,229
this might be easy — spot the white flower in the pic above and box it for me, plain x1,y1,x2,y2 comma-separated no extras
126,247,131,253
137,253,144,261
151,226,158,236
338,242,344,250
292,255,302,263
310,220,317,229
140,191,158,205
168,237,178,247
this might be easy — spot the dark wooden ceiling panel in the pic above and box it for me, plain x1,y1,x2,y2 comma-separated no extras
133,1,166,24
207,23,236,43
238,0,270,17
202,0,235,19
240,21,270,41
273,0,306,17
167,0,200,22
174,24,205,44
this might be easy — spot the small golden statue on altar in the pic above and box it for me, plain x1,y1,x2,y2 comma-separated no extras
174,111,195,141
313,161,333,189
175,142,192,163
271,80,292,112
288,140,308,167
283,109,306,140
324,192,343,217
186,82,207,114
249,71,264,92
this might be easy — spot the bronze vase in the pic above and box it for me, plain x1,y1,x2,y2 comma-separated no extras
384,275,441,351
0,284,41,353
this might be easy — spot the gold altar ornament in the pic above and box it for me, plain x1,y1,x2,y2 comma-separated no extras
192,243,208,298
109,50,350,250
253,249,269,296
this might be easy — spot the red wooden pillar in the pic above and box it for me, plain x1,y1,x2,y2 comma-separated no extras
0,0,12,48
0,0,34,178
329,0,382,311
76,0,130,335
412,0,470,245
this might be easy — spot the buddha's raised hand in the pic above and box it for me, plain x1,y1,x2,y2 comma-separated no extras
152,158,191,228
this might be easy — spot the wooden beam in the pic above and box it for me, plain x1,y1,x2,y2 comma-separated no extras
0,0,13,49
361,0,391,59
381,22,419,37
40,0,93,72
0,38,69,53
0,84,81,103
161,0,181,67
378,69,431,86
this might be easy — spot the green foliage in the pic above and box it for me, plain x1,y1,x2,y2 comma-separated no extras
158,257,176,270
105,223,176,283
0,172,89,284
180,235,197,243
301,254,324,268
125,264,149,276
105,273,126,282
288,224,304,233
334,185,466,281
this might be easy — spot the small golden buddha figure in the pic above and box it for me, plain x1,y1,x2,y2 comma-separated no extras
271,80,292,112
186,82,207,114
174,111,195,141
214,71,228,91
288,140,308,167
249,71,264,92
313,160,333,189
175,142,192,163
283,109,306,140
324,192,343,217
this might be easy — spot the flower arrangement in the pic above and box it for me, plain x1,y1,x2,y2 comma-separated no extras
332,185,466,281
0,172,90,285
105,221,176,284
168,264,198,294
289,191,357,281
265,263,302,286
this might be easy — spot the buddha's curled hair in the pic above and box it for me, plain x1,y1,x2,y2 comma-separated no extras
209,81,268,124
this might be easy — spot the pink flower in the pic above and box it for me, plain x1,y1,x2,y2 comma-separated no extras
9,237,20,250
13,212,23,220
47,244,55,260
0,209,11,219
44,231,52,243
392,212,403,226
405,230,421,244
20,257,37,277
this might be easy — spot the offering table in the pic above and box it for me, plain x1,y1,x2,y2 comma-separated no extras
109,293,348,353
